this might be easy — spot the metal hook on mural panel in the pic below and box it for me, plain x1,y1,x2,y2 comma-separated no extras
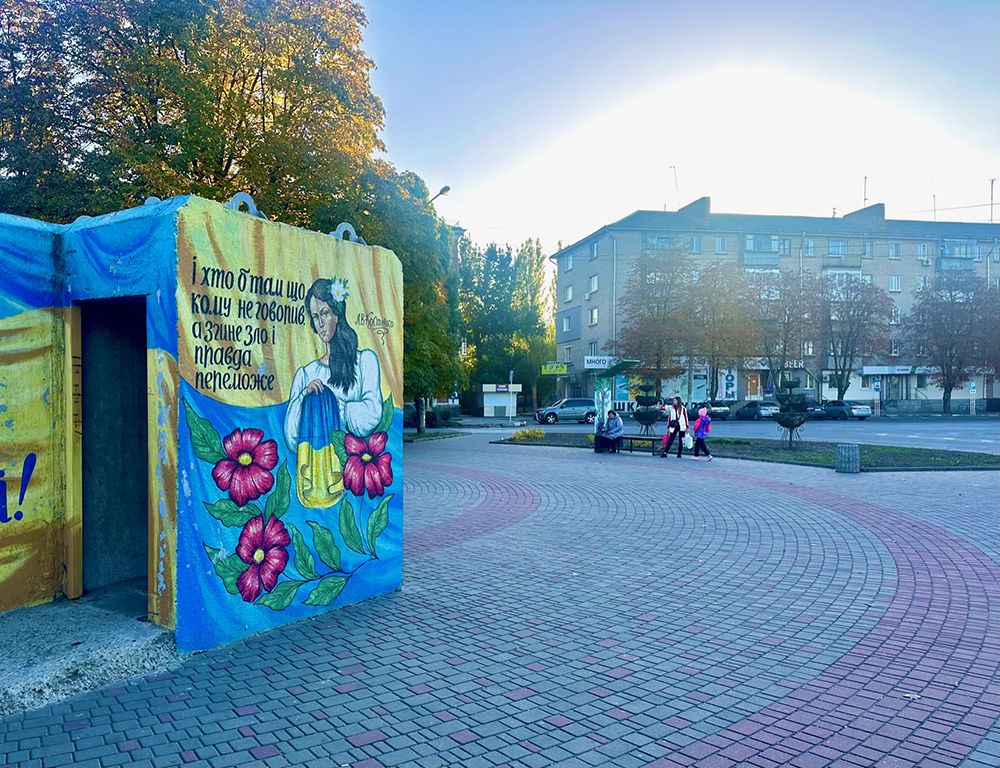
224,192,268,220
331,222,367,245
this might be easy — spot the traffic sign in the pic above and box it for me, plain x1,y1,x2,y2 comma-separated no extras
970,381,977,392
873,379,881,392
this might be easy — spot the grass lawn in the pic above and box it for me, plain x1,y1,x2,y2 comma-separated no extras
494,433,1000,471
403,430,466,443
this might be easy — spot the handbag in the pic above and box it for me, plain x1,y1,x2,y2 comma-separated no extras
669,419,679,429
683,434,694,450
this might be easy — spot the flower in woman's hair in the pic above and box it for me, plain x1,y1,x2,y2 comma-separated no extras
211,428,278,507
343,432,393,498
235,515,290,602
330,279,348,304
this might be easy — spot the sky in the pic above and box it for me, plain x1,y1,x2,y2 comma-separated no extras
362,0,1000,255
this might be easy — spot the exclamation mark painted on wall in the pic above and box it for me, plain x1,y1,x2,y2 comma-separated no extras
0,452,35,523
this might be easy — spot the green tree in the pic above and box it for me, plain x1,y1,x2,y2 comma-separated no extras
0,1,83,219
745,270,813,394
328,163,464,432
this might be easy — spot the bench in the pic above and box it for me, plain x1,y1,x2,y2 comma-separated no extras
620,434,661,454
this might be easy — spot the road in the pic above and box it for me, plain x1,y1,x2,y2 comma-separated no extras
477,415,1000,454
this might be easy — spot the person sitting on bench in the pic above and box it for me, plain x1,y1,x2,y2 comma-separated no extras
595,410,624,453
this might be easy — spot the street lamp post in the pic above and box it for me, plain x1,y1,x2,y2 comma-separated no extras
429,185,451,204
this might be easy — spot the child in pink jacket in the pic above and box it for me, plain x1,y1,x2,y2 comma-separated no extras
690,407,713,460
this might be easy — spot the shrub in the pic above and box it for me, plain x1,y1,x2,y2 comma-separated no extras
511,427,546,441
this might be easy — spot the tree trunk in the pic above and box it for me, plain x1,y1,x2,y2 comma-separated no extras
942,388,952,415
415,396,427,433
532,383,538,412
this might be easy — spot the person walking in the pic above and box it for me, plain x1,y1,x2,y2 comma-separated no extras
690,406,713,461
660,396,689,458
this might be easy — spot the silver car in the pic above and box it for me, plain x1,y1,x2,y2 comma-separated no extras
535,398,597,424
824,400,872,421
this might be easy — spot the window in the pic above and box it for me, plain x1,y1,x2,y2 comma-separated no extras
562,316,572,333
830,241,847,256
890,307,901,324
770,236,780,252
916,276,928,291
565,285,573,303
778,239,791,255
973,245,982,261
890,339,899,356
588,308,599,326
917,243,928,258
745,234,775,251
889,243,900,259
588,341,598,356
588,274,599,293
589,242,598,259
715,237,726,253
804,240,814,256
803,373,815,389
802,341,814,356
690,236,701,253
565,253,574,271
864,242,873,259
861,274,873,283
862,376,872,388
889,275,901,292
563,345,572,363
916,374,928,389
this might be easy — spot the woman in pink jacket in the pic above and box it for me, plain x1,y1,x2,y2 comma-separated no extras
660,396,689,458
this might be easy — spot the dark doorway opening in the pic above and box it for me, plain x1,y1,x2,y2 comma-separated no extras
80,298,149,600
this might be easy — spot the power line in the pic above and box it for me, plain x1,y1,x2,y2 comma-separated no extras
896,202,993,215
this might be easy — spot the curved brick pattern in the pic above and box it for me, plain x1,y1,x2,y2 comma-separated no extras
404,463,542,556
0,434,996,768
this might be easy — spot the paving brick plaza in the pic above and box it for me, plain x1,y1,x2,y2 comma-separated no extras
2,432,997,767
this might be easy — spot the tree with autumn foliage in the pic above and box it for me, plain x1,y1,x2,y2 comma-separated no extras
615,244,694,381
902,271,998,414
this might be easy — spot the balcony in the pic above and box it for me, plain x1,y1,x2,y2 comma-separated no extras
822,255,862,269
740,252,780,268
935,256,976,272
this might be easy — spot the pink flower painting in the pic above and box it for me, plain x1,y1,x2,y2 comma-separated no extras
212,428,279,507
343,432,393,499
235,515,291,602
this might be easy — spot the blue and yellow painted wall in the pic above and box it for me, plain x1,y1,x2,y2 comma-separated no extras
0,197,403,652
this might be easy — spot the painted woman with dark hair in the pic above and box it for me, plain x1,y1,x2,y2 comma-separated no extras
283,278,382,507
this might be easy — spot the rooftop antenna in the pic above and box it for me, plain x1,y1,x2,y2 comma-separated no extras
669,166,680,209
863,176,868,208
832,207,837,218
933,194,937,222
990,178,996,223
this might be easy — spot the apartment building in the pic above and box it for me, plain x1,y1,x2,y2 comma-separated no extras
552,197,1000,409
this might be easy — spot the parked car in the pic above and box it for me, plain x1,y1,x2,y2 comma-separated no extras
801,400,827,419
534,398,597,424
687,401,731,420
824,400,872,420
734,401,780,420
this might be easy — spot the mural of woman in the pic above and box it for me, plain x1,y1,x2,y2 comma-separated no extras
283,278,383,508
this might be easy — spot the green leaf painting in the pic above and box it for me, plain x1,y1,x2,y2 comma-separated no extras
375,394,394,434
307,521,342,572
203,499,260,528
184,399,227,463
366,494,392,558
203,544,249,595
257,580,304,611
264,462,291,521
339,499,366,554
330,430,348,466
303,576,349,606
289,524,319,580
